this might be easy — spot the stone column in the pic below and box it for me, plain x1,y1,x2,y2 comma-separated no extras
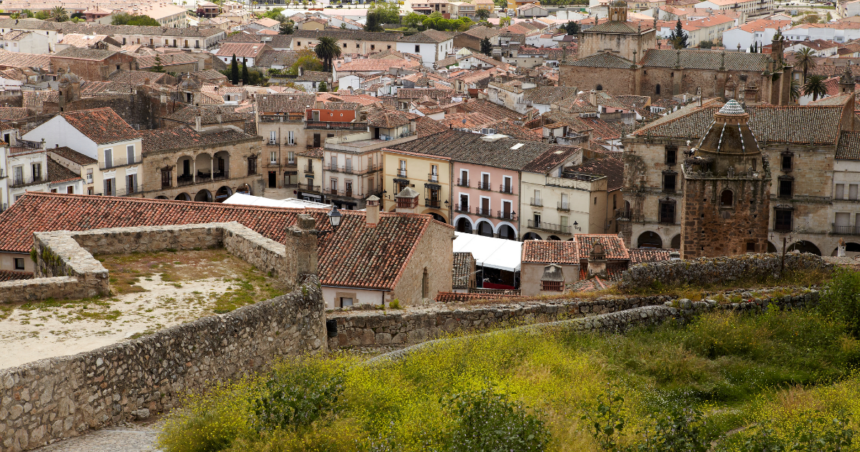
192,158,196,184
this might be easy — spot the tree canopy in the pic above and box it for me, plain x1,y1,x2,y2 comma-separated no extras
279,21,295,34
480,37,492,56
365,11,384,32
407,12,473,32
112,12,160,26
669,19,688,49
368,2,400,24
314,37,342,72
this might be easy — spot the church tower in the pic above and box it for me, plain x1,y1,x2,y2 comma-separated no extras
680,99,771,258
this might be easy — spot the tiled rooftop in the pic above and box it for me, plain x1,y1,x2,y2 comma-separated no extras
576,235,629,260
837,131,860,160
48,146,97,165
47,159,83,184
522,240,580,264
61,108,139,145
140,126,257,155
452,252,474,289
0,270,33,282
628,248,674,265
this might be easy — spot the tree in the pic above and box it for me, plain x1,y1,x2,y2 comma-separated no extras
314,36,341,72
152,55,165,73
480,37,492,56
803,74,827,101
699,40,713,49
475,8,491,21
279,20,294,34
242,57,250,85
564,21,579,35
365,11,384,31
403,12,425,28
287,49,324,75
112,12,160,26
368,1,399,23
795,47,816,82
34,10,51,20
669,19,687,49
231,54,239,85
318,81,328,92
51,6,68,22
790,78,801,102
499,16,511,27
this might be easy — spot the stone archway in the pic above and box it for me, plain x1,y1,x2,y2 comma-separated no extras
155,196,169,200
637,231,662,249
548,235,561,241
523,232,542,241
498,224,517,241
455,217,473,233
215,186,233,203
429,213,447,223
670,234,681,249
175,193,191,201
477,221,494,237
787,240,821,256
194,189,213,202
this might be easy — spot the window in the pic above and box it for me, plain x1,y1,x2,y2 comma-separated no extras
659,200,675,224
288,130,295,145
541,280,563,291
422,268,429,299
270,131,276,143
88,187,93,195
162,169,172,189
663,172,676,192
127,145,134,165
665,144,677,165
67,186,74,194
415,45,420,52
248,156,257,175
14,258,24,270
502,176,512,193
371,45,375,50
533,189,541,206
340,297,353,307
51,188,57,193
655,84,661,95
720,189,733,207
775,208,792,232
32,163,41,181
781,153,792,171
836,183,845,199
779,179,793,198
86,169,93,183
746,242,756,252
343,43,347,48
127,174,136,194
330,178,337,191
104,149,113,169
288,151,295,164
270,151,277,163
459,169,468,186
104,178,115,196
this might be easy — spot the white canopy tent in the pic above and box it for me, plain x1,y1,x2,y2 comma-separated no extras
453,232,522,272
223,193,330,209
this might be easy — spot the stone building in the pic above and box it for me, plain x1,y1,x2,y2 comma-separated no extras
50,48,137,81
620,94,860,257
255,93,316,190
680,99,771,258
139,124,263,202
577,2,657,63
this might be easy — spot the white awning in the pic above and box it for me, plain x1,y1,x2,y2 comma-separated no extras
223,193,330,209
454,232,522,272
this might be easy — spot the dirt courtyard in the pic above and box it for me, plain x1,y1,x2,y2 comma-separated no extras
0,249,286,370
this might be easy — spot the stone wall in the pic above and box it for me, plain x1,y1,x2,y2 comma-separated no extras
619,253,829,289
0,277,326,452
223,222,287,281
68,224,224,255
328,294,674,350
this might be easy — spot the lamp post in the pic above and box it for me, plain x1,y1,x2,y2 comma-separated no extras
327,204,342,228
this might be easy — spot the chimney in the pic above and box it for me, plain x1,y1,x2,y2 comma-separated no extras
366,195,380,226
298,66,304,76
284,214,319,288
588,89,597,107
394,186,419,214
587,242,607,278
194,115,202,131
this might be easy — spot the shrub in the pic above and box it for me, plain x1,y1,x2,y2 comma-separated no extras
389,299,401,309
819,269,860,338
251,356,344,432
444,384,551,452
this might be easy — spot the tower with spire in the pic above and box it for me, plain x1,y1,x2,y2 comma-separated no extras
679,99,772,258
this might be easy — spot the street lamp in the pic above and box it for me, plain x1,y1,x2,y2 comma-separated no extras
327,204,342,228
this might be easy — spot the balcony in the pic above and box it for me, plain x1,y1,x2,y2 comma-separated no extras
324,163,379,175
266,160,280,168
425,199,441,208
11,174,43,187
455,203,471,213
299,183,320,193
428,173,439,183
304,165,315,174
832,224,860,235
475,207,492,217
527,220,571,234
100,156,141,171
457,178,470,187
497,211,517,221
397,169,407,177
305,121,368,131
615,208,631,220
266,139,278,146
477,181,492,191
285,159,297,168
213,170,229,181
177,174,194,187
530,198,542,207
499,184,514,195
557,202,570,211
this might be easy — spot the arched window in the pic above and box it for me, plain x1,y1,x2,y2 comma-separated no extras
596,84,603,91
655,84,661,95
720,189,733,207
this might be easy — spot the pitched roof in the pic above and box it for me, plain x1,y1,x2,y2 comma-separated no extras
452,252,474,289
108,70,170,85
215,43,270,58
568,156,624,191
628,248,674,264
401,29,453,43
461,98,527,121
48,146,97,165
165,104,253,125
257,93,316,113
633,103,847,145
0,270,32,282
255,50,299,68
136,53,201,69
291,29,402,42
837,131,860,160
0,193,449,291
60,108,139,145
486,118,543,141
52,47,118,61
585,21,641,34
522,240,580,264
461,26,500,39
576,235,629,260
566,51,632,68
416,116,448,137
336,58,421,72
367,109,417,128
0,51,51,70
0,107,34,121
524,86,580,105
140,126,258,155
640,49,770,71
47,159,82,184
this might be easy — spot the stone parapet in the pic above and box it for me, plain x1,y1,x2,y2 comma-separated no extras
0,277,326,452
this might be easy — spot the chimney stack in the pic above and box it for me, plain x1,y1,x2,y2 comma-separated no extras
284,214,319,288
587,242,607,278
194,115,202,131
366,195,380,226
394,187,420,215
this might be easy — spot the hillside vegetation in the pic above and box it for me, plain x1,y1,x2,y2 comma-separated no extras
158,270,860,452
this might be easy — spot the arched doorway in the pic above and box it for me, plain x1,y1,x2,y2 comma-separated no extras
455,218,472,233
548,235,561,241
498,224,517,241
194,189,213,202
155,196,169,200
523,232,542,241
787,241,821,256
429,213,447,223
767,241,777,253
637,231,662,249
477,221,494,237
175,193,191,201
215,186,233,202
596,84,603,91
236,184,251,195
670,234,681,249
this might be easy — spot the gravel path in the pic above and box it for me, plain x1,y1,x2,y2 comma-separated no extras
34,422,163,452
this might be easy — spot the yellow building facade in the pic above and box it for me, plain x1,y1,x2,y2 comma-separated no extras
382,148,452,224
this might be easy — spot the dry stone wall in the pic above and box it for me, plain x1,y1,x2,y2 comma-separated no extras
619,253,829,289
0,277,326,452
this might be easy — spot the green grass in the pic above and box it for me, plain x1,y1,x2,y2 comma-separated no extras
212,267,285,314
157,307,860,452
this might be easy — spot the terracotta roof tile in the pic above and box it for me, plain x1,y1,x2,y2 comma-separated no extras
0,270,32,282
522,240,579,264
575,234,629,260
47,159,82,184
140,126,257,155
61,108,138,145
48,146,97,165
837,131,860,160
628,248,674,264
452,252,474,289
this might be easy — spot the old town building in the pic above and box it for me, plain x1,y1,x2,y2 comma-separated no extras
256,93,316,190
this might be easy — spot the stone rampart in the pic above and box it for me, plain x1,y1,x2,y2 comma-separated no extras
0,277,326,452
619,253,829,289
223,223,287,280
329,290,819,351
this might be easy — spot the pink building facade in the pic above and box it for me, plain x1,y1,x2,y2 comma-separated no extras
452,162,520,240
